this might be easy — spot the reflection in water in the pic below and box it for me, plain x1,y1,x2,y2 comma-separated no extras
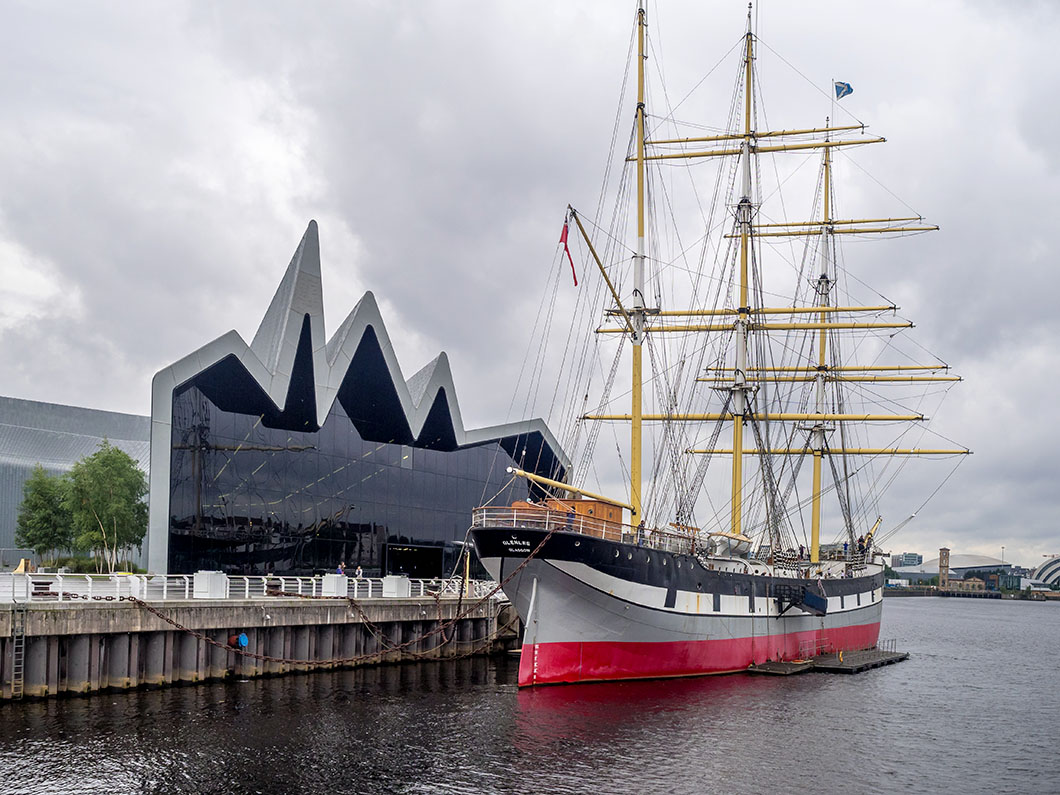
513,673,747,748
0,599,1058,794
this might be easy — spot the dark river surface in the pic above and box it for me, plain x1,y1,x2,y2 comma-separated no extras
1,597,1057,794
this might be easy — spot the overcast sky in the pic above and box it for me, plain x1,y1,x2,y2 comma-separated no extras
1,1,1057,567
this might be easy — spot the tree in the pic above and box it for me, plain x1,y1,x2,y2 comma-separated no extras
67,441,148,573
15,464,73,564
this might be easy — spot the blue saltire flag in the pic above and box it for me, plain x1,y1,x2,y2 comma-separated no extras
834,81,853,100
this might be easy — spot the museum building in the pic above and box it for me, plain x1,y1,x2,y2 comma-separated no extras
146,222,567,577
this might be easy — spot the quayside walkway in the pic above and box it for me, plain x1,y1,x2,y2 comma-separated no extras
0,572,516,701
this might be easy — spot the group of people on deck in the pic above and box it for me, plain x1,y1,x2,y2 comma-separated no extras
786,533,872,563
841,535,872,561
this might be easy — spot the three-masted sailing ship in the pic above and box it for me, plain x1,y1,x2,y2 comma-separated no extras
470,4,967,686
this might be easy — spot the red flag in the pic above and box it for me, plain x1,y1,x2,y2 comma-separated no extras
560,221,578,286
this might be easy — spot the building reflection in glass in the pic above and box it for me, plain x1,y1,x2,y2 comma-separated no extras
168,386,529,576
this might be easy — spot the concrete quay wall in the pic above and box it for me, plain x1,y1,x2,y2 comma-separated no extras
1,597,517,700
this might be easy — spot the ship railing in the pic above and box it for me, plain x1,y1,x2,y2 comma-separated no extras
650,533,695,555
811,548,874,563
471,506,695,555
0,572,502,604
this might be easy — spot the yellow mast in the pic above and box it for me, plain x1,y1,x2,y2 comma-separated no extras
630,5,647,520
731,9,754,538
809,129,833,564
507,467,635,512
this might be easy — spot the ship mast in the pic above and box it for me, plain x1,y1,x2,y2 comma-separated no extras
630,4,647,520
731,6,755,538
809,131,834,563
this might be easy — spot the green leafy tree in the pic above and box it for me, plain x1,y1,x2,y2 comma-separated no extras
66,441,148,573
15,464,73,564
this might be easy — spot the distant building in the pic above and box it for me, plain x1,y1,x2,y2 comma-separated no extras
939,548,950,589
0,396,150,568
1033,556,1060,589
891,552,923,567
998,573,1022,591
949,577,984,592
893,552,1013,584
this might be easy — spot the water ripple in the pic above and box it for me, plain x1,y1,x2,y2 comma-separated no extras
0,598,1057,794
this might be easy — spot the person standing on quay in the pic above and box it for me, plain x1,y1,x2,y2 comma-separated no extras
337,561,346,575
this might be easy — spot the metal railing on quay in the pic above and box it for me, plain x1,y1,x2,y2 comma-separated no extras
0,573,140,603
472,506,695,555
349,578,381,599
0,572,504,605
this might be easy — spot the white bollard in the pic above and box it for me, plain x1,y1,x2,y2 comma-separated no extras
192,570,228,599
382,575,411,598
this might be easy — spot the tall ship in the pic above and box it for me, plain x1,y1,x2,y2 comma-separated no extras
470,4,968,686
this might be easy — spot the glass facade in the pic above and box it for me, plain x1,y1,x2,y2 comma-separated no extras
168,385,529,576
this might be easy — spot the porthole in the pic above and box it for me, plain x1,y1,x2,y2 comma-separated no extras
628,553,633,560
614,549,620,558
574,540,580,546
647,557,651,564
677,560,682,568
663,559,667,566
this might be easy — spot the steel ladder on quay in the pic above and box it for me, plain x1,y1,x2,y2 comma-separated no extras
10,601,27,700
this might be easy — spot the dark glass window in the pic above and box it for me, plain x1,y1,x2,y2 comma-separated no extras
168,386,528,576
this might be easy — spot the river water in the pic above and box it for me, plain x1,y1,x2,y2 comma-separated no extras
1,597,1057,794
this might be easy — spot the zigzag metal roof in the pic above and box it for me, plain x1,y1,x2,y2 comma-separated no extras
147,221,568,572
0,396,149,470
